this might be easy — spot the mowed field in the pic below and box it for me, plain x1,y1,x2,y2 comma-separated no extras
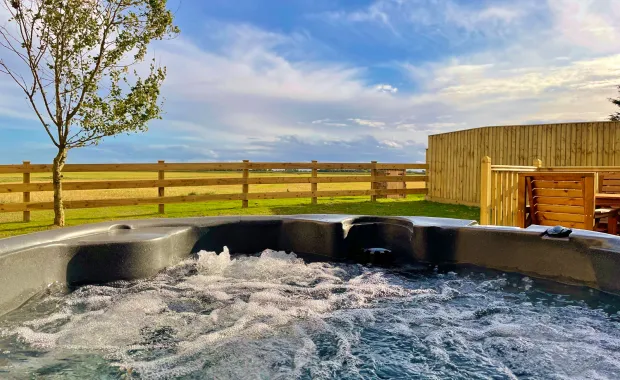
0,171,478,237
0,171,405,203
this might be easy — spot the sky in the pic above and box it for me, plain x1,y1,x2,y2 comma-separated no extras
0,0,619,164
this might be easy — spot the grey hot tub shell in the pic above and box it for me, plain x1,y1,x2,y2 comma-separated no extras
2,215,620,315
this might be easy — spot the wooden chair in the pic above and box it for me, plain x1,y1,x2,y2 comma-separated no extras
598,172,620,194
596,172,620,231
517,172,618,233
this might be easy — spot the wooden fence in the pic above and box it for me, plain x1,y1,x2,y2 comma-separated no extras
479,155,620,226
479,157,540,226
427,121,620,206
0,161,428,222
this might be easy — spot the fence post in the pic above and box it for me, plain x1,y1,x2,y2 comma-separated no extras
425,148,429,200
311,160,318,205
242,160,249,208
533,158,542,169
371,161,377,202
158,160,165,214
480,156,492,225
22,160,31,222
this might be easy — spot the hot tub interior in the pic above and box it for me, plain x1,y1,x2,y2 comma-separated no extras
2,215,620,378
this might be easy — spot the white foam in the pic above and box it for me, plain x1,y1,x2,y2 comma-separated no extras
4,247,414,379
6,251,620,379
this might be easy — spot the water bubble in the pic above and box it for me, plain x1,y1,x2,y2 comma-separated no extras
1,249,620,379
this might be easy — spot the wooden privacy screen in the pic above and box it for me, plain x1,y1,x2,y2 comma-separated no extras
0,161,428,222
479,156,540,226
428,121,620,206
517,172,595,229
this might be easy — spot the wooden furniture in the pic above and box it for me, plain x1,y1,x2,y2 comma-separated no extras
598,172,620,194
595,172,620,232
596,193,620,208
517,172,618,233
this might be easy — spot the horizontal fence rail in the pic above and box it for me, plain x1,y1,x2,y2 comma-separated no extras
0,161,428,221
0,162,428,173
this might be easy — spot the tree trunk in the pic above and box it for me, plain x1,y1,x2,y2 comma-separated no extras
52,147,68,227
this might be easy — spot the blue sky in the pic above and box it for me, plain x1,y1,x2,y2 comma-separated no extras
1,0,619,163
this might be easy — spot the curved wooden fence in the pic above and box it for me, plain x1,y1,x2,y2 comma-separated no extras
428,121,620,206
0,161,428,221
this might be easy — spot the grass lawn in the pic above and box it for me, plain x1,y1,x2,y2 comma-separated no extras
0,195,479,238
0,171,478,238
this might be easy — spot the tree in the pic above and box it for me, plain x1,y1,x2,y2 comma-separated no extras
611,85,620,122
0,0,179,226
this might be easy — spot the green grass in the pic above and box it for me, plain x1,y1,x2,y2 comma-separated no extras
0,195,479,238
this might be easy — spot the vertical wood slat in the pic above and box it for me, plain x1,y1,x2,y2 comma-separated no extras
587,122,594,166
498,171,503,225
505,172,511,226
463,130,467,201
480,156,492,225
538,125,544,165
438,135,443,200
584,175,595,228
462,131,467,202
505,171,511,225
469,129,474,202
492,171,498,225
242,160,249,208
517,173,526,228
474,128,480,201
580,123,586,166
615,123,620,165
428,137,434,198
500,172,508,226
570,124,576,166
311,160,318,205
604,125,610,166
511,172,518,226
371,160,377,202
22,160,31,222
439,135,444,199
453,132,458,202
446,133,451,201
507,171,513,226
425,149,429,199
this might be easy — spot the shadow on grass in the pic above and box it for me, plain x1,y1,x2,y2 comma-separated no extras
267,199,480,221
67,212,158,223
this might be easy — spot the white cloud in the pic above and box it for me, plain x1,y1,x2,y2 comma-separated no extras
381,140,402,148
348,118,387,128
311,119,348,127
158,25,382,104
548,0,620,53
375,84,398,93
321,0,532,40
2,0,620,164
395,123,416,130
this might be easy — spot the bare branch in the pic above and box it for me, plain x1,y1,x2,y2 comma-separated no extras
0,60,29,91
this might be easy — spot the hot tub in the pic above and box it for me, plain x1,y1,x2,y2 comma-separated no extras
1,215,620,378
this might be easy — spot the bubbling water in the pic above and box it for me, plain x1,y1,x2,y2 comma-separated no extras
1,247,620,379
0,248,421,379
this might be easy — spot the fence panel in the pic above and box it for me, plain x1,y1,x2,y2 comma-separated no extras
428,121,620,206
0,161,428,221
479,156,538,226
